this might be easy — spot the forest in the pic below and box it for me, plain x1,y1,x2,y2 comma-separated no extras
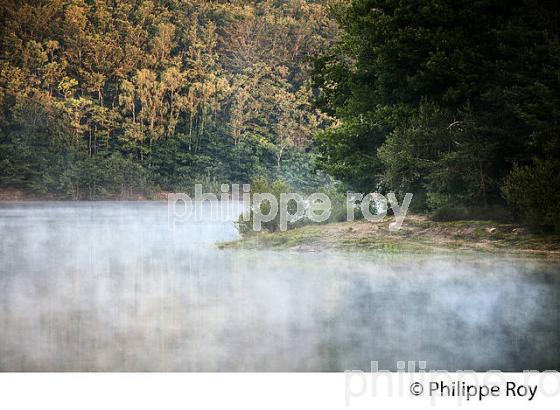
0,0,337,198
1,0,559,232
312,0,560,232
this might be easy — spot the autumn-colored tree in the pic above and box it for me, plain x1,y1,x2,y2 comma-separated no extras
0,0,336,198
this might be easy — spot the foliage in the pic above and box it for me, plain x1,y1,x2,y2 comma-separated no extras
237,176,294,234
501,159,560,232
312,0,560,223
237,177,359,235
431,206,512,223
0,0,337,199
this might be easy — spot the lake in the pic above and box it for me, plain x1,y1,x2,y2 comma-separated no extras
0,202,559,371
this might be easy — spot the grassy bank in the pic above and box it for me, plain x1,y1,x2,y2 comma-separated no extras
218,215,560,258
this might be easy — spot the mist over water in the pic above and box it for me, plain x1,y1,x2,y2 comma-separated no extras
0,202,559,371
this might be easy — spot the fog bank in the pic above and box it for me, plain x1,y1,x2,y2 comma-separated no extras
1,202,559,371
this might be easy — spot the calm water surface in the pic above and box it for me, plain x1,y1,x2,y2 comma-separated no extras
0,202,559,371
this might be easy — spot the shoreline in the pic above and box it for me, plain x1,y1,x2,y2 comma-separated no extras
218,215,560,258
3,198,559,258
0,188,168,202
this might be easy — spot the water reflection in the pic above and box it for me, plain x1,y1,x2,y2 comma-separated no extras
0,202,559,371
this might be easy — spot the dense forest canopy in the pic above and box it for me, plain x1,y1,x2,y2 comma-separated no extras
1,0,559,231
312,0,560,230
0,0,337,198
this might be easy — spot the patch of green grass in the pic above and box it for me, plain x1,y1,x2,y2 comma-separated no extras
217,215,560,257
338,238,424,253
218,225,324,250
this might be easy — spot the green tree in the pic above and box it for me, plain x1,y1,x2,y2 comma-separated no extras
313,0,560,216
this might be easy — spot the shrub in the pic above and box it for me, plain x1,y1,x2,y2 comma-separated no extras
501,158,560,233
315,183,350,223
237,177,294,234
236,179,367,235
431,206,512,223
